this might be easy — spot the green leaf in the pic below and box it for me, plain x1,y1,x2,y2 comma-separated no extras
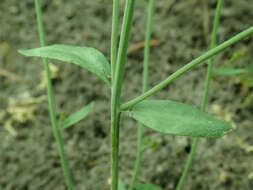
18,44,111,86
134,183,162,190
213,68,246,76
126,100,232,138
60,102,94,129
229,51,242,62
60,112,66,123
118,179,126,190
150,141,159,149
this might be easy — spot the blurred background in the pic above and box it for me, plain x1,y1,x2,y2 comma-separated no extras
0,0,253,189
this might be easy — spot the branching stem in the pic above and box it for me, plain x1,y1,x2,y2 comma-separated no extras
121,25,253,111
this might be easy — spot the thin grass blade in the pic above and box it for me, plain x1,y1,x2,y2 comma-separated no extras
213,68,246,76
134,183,162,190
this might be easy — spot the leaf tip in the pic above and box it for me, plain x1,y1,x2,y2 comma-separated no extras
89,101,95,110
18,49,26,55
221,125,234,137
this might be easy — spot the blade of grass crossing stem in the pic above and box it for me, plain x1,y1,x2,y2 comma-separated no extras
129,1,155,190
111,0,120,80
120,25,253,111
176,0,224,189
110,1,136,190
34,0,73,189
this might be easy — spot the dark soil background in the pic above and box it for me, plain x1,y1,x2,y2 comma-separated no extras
1,0,253,189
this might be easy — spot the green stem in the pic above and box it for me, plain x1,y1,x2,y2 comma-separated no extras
176,1,224,190
111,0,120,80
201,0,224,110
110,1,136,190
129,123,143,190
34,1,73,189
121,25,253,111
142,0,155,93
129,0,155,189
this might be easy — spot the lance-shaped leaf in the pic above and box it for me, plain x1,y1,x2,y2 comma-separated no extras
60,102,94,129
19,45,111,86
118,179,126,190
134,183,162,190
125,100,232,138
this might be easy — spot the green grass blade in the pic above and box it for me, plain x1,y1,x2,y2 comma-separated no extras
118,179,127,190
125,100,232,138
60,102,94,129
134,183,162,190
213,68,246,76
19,44,111,86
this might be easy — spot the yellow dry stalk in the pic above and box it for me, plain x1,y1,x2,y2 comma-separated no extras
0,92,46,136
235,136,253,153
0,41,11,58
38,62,59,90
211,104,237,130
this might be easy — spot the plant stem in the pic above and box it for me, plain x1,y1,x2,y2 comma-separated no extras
175,1,224,190
201,0,224,110
111,0,120,80
121,25,253,111
129,0,155,189
142,0,155,94
34,1,73,189
110,0,136,190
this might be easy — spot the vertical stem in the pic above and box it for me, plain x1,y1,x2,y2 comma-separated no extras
111,0,120,80
110,1,136,190
142,0,155,93
34,1,73,189
175,1,224,190
129,0,155,189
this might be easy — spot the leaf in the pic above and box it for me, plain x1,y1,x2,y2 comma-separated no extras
134,183,162,190
229,51,242,62
18,44,111,86
126,100,232,138
213,68,246,76
150,141,159,149
60,112,66,123
60,102,94,129
118,179,126,190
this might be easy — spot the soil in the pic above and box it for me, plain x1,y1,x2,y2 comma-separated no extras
0,0,253,190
